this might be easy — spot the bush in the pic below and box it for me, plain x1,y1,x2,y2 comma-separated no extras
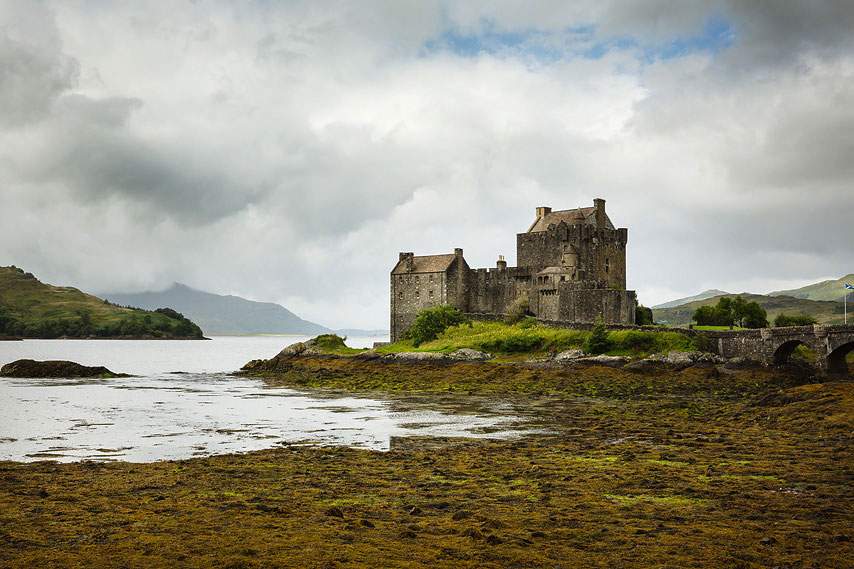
155,307,184,321
504,298,531,325
635,304,654,326
315,334,347,351
774,314,818,327
407,304,471,347
586,316,611,354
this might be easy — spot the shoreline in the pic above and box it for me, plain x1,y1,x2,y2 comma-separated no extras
1,366,851,567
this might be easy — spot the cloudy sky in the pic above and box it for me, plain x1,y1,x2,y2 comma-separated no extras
1,1,852,329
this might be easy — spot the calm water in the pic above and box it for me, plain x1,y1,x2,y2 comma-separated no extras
0,336,538,462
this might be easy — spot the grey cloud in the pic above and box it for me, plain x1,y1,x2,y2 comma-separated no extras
0,7,78,126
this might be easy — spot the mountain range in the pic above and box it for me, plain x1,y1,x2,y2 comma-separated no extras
102,283,336,336
651,274,854,327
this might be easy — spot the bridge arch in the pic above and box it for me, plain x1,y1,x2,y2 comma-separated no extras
826,341,854,375
773,339,812,366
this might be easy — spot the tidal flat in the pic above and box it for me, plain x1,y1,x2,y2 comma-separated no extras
1,361,852,568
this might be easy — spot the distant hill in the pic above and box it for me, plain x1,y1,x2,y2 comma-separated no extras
651,289,730,309
652,293,845,327
0,266,204,338
102,283,332,336
770,274,854,302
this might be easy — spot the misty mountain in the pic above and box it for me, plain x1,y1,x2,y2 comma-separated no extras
103,283,332,336
651,289,730,309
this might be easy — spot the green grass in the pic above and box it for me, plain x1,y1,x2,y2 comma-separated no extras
371,320,696,359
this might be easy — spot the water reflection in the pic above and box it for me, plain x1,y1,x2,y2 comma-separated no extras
0,373,541,462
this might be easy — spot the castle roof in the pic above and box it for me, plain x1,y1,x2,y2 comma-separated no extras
527,207,615,232
391,253,456,274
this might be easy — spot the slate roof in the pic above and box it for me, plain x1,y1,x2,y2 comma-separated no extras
392,253,456,274
527,207,615,232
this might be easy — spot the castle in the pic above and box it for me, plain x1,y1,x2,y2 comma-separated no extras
390,198,638,341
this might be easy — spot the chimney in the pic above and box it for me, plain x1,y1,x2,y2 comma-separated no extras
496,255,507,270
593,198,605,228
454,248,463,259
399,252,414,272
535,206,552,219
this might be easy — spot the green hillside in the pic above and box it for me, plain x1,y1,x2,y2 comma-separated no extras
770,274,854,302
0,266,204,339
652,293,846,327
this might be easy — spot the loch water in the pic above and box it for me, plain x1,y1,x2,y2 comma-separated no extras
0,336,538,462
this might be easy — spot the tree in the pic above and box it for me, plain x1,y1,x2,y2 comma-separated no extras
774,313,817,327
586,316,611,354
504,298,531,325
635,304,654,326
407,304,471,347
692,295,767,328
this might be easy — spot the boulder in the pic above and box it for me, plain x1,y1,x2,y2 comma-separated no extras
578,355,630,367
554,349,586,361
275,339,322,358
384,352,450,362
0,359,127,378
450,348,493,361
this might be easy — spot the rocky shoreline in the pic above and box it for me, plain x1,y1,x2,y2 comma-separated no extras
0,359,129,378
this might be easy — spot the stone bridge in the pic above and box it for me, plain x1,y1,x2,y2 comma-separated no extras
703,325,854,374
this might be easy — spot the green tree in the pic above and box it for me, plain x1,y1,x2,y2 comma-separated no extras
586,316,611,354
635,304,654,326
504,298,531,325
692,295,767,328
774,313,817,327
407,304,471,347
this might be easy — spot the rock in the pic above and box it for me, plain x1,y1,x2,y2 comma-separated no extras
408,506,422,516
0,359,128,378
399,529,417,539
352,349,381,361
485,534,503,545
324,506,344,518
449,348,493,361
662,351,700,369
276,339,322,358
578,355,629,367
452,510,473,521
385,352,450,362
624,359,666,373
359,519,375,528
554,349,585,361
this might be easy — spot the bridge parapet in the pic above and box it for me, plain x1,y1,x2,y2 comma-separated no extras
698,325,854,374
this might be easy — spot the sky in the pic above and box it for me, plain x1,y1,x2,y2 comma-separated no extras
1,1,853,330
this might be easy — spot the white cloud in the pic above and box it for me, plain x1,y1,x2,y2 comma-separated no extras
0,0,852,329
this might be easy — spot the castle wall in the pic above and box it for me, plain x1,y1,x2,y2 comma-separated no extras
556,282,636,325
390,270,448,341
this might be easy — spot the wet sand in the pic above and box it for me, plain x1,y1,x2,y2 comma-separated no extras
1,362,852,568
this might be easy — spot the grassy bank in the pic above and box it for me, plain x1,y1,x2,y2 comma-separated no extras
372,320,697,360
2,378,851,568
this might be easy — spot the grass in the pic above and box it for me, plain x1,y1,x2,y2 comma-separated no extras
371,320,697,359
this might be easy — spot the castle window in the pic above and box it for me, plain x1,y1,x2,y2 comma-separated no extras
415,290,420,298
399,276,403,283
429,290,433,298
605,258,610,274
429,274,433,282
415,276,419,283
398,292,403,299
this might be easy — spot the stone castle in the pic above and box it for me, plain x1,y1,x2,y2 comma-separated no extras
390,199,638,340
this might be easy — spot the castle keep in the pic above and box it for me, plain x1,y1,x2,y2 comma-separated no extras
390,199,637,341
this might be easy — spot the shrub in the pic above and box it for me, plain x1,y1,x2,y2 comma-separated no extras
774,314,818,327
504,298,531,325
315,334,347,351
155,307,184,321
635,304,654,326
586,316,611,354
407,304,472,347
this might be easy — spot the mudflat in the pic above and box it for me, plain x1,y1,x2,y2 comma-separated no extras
1,362,851,568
